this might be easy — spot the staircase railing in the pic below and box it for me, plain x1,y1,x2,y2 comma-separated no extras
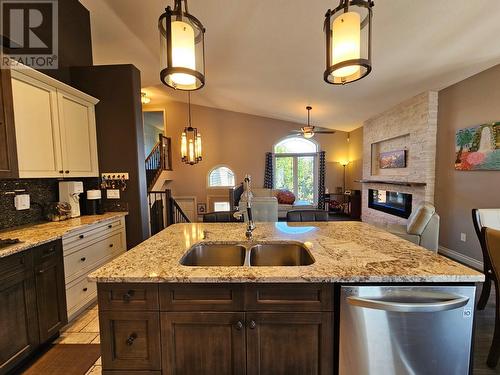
145,134,172,190
148,189,190,235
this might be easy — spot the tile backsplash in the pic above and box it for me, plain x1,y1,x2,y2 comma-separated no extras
0,178,100,230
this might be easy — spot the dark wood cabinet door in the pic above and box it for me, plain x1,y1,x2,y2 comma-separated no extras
246,312,333,375
34,241,68,342
0,253,38,374
100,311,161,371
161,312,246,375
0,68,18,179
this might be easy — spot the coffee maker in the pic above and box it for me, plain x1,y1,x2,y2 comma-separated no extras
58,181,84,218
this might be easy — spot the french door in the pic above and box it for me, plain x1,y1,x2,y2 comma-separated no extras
274,153,317,204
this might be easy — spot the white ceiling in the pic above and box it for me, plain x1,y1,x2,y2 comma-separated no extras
81,0,500,131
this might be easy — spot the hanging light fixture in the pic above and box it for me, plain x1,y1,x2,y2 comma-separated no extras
302,106,315,139
141,92,151,104
158,0,206,91
324,0,374,85
181,93,202,165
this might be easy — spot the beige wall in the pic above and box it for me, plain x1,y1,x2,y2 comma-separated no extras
144,99,358,209
436,64,500,261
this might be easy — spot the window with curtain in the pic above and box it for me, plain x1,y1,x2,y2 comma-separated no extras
208,166,235,187
274,137,318,204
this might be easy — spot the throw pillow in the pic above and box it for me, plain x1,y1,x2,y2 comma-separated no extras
275,190,295,205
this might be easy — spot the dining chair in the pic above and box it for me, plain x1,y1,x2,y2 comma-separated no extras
484,227,500,368
472,209,500,309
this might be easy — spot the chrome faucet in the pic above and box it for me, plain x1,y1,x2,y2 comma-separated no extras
233,175,255,240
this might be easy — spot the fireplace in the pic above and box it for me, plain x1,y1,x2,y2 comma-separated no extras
368,189,412,219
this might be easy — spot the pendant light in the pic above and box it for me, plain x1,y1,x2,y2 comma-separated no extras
181,93,202,165
159,0,206,91
324,0,374,85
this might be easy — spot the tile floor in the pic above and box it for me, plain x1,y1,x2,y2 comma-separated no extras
56,304,102,375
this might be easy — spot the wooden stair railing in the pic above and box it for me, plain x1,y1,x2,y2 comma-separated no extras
148,189,190,235
145,134,172,191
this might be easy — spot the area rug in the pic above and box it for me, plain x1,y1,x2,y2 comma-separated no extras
20,344,100,375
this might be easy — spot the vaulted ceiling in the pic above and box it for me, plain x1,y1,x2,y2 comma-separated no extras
81,0,500,131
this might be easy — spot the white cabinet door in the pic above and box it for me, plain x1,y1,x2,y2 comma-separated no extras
11,73,63,178
57,91,99,177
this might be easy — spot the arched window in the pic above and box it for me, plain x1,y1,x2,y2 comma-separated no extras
208,166,235,188
274,137,318,154
273,137,318,204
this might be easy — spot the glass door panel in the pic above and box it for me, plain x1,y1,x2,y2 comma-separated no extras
275,156,294,192
297,156,314,203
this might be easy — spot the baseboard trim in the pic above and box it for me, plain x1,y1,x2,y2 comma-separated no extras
438,246,483,271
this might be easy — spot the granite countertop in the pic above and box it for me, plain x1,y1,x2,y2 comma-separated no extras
89,221,484,283
0,212,128,258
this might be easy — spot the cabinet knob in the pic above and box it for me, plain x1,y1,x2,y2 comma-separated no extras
65,170,70,174
235,321,243,330
37,269,45,274
108,224,113,228
109,244,114,248
59,170,64,174
126,333,137,346
83,287,88,292
123,290,135,301
249,320,256,329
79,234,84,239
80,257,86,262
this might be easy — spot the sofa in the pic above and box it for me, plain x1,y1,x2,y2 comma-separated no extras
242,188,315,219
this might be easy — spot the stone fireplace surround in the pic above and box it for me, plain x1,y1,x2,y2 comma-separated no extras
361,92,438,226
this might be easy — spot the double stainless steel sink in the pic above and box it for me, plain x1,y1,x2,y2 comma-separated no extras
180,242,315,267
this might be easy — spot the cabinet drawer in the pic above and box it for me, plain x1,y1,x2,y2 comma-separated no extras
63,218,123,251
100,311,161,371
0,251,32,281
98,284,159,311
33,240,62,265
245,284,333,311
64,232,123,282
160,284,244,311
66,275,96,315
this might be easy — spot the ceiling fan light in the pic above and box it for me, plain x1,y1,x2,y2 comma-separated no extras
303,131,315,139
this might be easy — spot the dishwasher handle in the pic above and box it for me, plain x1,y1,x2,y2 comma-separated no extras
347,294,470,313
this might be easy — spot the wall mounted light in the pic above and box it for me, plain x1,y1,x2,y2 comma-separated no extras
324,0,374,85
141,92,151,104
181,92,202,165
159,0,206,91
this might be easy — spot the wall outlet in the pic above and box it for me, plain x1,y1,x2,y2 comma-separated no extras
106,189,120,199
460,233,467,242
14,194,30,210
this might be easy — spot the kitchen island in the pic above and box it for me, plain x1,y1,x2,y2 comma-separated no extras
89,221,483,375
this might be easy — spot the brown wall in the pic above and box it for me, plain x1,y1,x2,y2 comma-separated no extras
347,126,363,191
144,99,358,206
436,64,500,261
71,65,149,249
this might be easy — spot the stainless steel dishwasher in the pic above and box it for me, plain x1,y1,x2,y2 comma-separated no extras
339,285,476,375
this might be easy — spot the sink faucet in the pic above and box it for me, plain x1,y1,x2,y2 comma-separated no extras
233,174,255,240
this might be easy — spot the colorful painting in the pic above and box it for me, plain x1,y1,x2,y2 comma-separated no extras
379,150,407,169
455,122,500,171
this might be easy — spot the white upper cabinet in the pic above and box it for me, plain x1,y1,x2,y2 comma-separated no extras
57,91,98,177
11,65,99,178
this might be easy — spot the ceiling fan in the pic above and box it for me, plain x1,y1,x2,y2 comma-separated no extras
291,106,336,139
